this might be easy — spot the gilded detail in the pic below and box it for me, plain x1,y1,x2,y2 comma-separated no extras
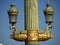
8,0,54,45
27,30,38,41
8,4,18,14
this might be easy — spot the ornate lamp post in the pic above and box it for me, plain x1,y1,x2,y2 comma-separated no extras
7,0,54,45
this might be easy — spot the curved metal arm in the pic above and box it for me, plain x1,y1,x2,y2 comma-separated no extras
45,24,53,32
48,24,53,29
38,24,54,41
9,25,19,35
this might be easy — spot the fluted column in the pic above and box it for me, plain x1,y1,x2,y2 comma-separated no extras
24,0,38,30
24,0,39,45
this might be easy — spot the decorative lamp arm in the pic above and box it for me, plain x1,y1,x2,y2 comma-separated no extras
45,24,53,31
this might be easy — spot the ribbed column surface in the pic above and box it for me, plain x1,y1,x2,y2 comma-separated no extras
24,0,38,30
24,0,39,45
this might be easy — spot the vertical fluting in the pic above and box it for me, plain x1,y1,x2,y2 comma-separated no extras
24,0,39,45
24,0,38,30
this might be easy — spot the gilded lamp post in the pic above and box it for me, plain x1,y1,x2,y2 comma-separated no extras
8,0,54,45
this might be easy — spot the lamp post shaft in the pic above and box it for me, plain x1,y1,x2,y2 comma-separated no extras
24,0,39,45
24,0,38,30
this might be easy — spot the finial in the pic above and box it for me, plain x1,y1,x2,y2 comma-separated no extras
10,3,15,7
46,0,51,6
44,0,54,13
8,3,18,14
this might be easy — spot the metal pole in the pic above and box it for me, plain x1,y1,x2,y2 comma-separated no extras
24,0,39,45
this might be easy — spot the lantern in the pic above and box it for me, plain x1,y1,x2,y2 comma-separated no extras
8,4,18,25
44,1,54,24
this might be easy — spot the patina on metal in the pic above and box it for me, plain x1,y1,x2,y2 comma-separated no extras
7,0,54,45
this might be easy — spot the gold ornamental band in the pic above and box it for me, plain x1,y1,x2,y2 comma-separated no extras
27,30,38,41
